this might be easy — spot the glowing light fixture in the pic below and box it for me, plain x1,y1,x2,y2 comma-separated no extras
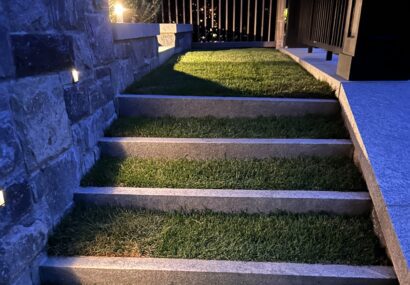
0,189,5,207
114,3,125,23
71,68,80,83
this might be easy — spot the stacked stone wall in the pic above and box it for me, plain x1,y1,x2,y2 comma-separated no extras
0,1,193,284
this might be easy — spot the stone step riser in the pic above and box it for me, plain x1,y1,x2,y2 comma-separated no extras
40,257,397,285
75,187,371,216
118,95,340,118
99,138,353,159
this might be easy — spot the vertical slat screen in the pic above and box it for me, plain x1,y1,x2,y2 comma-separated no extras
298,0,348,53
161,0,277,43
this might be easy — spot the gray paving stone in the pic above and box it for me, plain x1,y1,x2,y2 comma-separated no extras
118,94,340,118
40,256,397,285
76,187,371,216
99,137,353,159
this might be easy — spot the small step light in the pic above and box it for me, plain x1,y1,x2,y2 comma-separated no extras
0,189,5,207
72,68,80,83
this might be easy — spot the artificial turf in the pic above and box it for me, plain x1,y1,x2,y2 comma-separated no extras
81,157,365,191
125,49,334,98
48,204,388,266
105,115,349,139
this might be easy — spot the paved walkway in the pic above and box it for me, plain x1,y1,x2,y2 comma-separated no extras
283,48,410,284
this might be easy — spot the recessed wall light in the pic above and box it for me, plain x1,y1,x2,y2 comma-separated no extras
0,189,5,207
71,68,80,83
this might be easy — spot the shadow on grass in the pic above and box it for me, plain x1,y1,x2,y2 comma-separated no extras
124,54,335,98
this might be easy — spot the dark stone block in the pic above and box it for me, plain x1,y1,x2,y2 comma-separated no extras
48,0,89,30
95,66,111,79
85,13,114,65
0,26,15,79
0,123,23,178
30,150,77,224
0,220,48,285
89,82,107,112
3,182,33,223
63,83,91,123
11,34,74,77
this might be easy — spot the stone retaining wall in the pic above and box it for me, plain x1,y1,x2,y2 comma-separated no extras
0,1,192,284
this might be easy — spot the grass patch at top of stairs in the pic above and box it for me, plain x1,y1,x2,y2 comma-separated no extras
125,49,334,98
105,115,349,139
48,204,389,266
81,157,366,191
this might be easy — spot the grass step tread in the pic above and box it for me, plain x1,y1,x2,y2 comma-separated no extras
105,115,349,139
125,49,334,98
81,157,365,191
48,205,388,266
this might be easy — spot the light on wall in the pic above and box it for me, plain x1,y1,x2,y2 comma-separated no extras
0,189,5,207
71,68,80,83
114,3,125,23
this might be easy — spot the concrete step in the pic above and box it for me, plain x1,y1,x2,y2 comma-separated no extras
118,94,340,118
99,137,352,159
75,187,371,216
40,256,397,285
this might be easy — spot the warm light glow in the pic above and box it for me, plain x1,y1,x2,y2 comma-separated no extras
0,189,5,207
71,68,80,83
114,3,125,23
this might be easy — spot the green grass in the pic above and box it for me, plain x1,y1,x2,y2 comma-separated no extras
48,204,388,265
105,115,349,139
125,49,334,98
81,157,365,191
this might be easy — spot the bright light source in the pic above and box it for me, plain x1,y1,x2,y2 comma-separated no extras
114,3,125,23
71,68,80,83
0,189,5,207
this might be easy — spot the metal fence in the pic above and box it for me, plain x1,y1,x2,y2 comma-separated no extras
160,0,277,43
297,0,348,54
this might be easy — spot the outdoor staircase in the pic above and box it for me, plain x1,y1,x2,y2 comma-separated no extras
40,94,397,285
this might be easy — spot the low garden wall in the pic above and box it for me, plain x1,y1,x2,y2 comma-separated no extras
0,1,191,284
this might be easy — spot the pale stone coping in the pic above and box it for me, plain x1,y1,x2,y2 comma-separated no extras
41,256,396,285
158,46,174,53
119,94,338,103
100,137,352,145
76,187,370,200
279,47,410,284
112,23,160,41
159,23,193,34
75,187,370,215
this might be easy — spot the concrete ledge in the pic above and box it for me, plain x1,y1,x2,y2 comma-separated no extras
112,23,160,41
192,41,276,49
40,256,397,285
159,23,193,34
75,187,371,215
118,95,340,118
99,137,353,159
